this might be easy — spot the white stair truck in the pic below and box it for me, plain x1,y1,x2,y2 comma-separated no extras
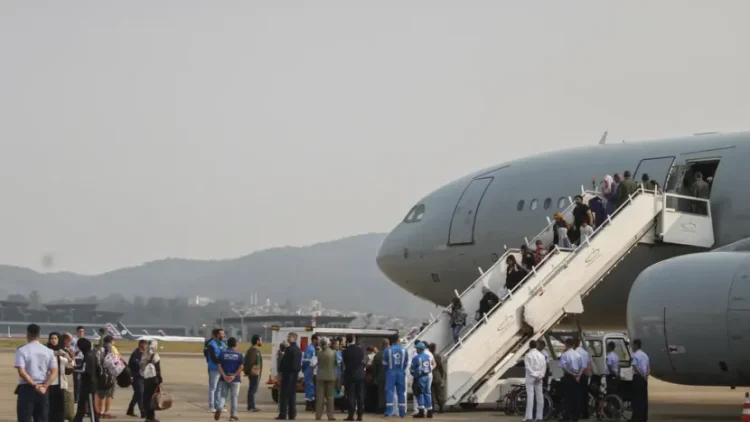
266,326,400,403
404,186,713,407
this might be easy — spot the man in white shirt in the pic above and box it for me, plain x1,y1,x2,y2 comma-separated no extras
15,323,58,422
523,340,547,421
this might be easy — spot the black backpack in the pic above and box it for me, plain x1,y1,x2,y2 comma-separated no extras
117,366,133,388
203,339,212,360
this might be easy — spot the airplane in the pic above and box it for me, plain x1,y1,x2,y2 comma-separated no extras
90,329,101,340
115,322,206,343
376,130,750,387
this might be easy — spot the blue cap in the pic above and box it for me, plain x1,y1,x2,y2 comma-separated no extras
415,342,426,349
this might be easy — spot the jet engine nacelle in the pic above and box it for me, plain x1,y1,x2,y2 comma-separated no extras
627,251,750,387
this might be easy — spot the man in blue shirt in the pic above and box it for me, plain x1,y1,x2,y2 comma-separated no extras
16,323,58,422
302,334,320,411
559,338,582,422
215,337,244,421
604,341,620,392
206,328,228,413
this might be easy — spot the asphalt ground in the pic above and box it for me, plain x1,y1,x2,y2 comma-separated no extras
2,352,745,421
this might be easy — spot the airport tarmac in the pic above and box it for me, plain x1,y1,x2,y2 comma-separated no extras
1,352,746,421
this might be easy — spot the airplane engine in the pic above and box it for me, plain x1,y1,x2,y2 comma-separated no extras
627,251,750,387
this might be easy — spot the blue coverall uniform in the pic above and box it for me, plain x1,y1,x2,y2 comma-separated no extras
383,344,408,417
410,350,433,413
302,343,317,403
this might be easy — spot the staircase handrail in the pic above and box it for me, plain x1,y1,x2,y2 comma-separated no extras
444,185,651,357
405,188,592,349
444,244,563,356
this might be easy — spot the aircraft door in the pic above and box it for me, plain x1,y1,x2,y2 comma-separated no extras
633,156,676,189
448,177,494,245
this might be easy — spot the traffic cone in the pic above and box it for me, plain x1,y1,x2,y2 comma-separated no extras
742,392,750,422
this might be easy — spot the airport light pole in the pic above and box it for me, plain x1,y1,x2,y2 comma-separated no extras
231,308,253,342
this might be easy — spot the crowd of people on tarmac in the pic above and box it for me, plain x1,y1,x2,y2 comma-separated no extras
269,331,448,421
14,323,164,422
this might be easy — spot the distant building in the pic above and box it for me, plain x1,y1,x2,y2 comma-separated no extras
190,296,215,307
0,301,188,337
217,314,356,342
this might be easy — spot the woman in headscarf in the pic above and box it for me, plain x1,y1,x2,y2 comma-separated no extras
476,286,501,321
601,175,616,215
140,339,163,422
60,333,76,421
47,332,66,422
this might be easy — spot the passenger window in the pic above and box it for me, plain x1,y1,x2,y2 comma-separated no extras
517,200,525,211
530,199,538,211
543,198,552,210
557,197,566,209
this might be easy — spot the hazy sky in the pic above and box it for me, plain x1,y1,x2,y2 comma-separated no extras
1,1,748,274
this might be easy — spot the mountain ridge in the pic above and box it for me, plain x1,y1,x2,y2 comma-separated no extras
0,233,436,318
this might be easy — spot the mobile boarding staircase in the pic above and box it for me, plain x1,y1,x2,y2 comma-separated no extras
406,186,714,407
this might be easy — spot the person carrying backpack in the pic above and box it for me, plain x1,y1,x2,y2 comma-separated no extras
205,328,227,412
94,335,125,419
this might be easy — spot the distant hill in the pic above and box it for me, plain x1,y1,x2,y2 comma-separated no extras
0,233,436,318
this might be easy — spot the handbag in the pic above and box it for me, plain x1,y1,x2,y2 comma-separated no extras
150,385,173,411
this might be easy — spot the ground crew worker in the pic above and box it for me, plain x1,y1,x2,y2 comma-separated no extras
303,334,320,411
383,338,408,417
560,338,582,422
409,339,436,415
523,340,546,422
573,338,592,419
410,342,433,418
605,342,619,392
631,339,650,422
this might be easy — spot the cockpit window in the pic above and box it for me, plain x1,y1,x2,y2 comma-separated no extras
403,204,426,223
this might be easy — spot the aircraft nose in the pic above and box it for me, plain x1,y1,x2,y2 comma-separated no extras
376,231,402,284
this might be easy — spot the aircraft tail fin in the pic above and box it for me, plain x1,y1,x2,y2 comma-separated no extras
104,323,122,339
157,329,167,336
598,130,608,145
116,322,133,337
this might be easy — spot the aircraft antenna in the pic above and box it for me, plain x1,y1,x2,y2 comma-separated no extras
598,130,608,145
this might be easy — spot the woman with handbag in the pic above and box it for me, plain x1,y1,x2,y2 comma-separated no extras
46,332,69,422
140,339,164,422
60,333,77,421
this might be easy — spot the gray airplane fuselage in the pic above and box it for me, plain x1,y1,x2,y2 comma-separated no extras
376,131,750,330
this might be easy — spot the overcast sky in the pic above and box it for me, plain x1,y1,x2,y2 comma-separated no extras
1,1,748,274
